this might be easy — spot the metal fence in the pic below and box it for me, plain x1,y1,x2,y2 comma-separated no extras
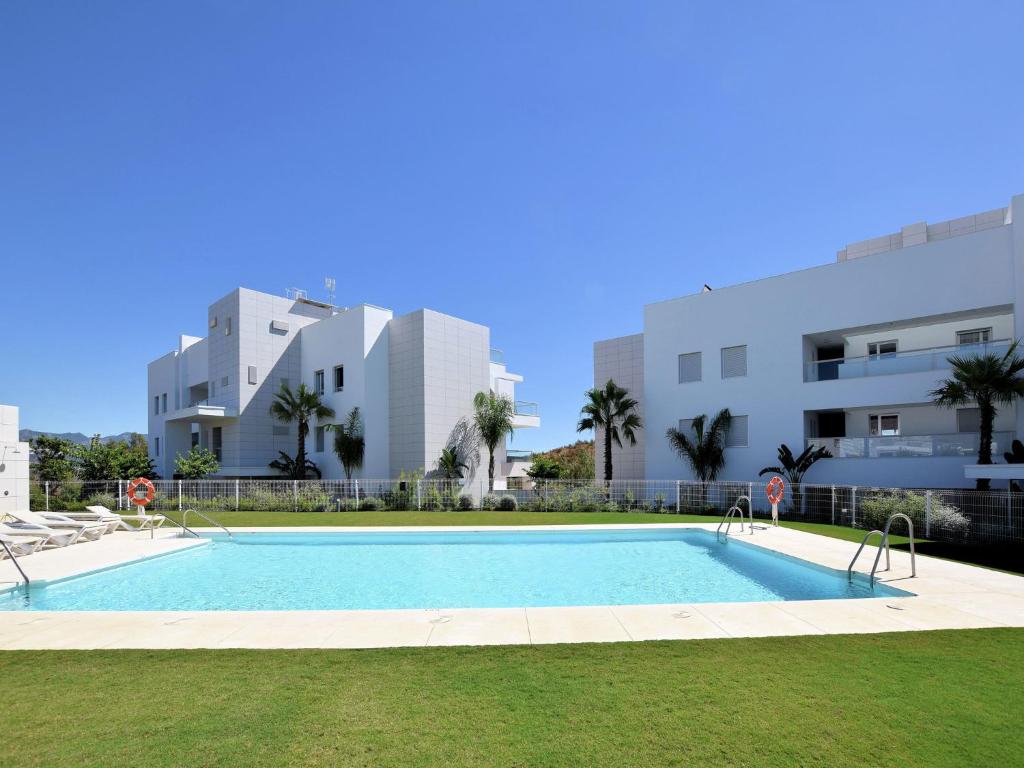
27,477,1024,546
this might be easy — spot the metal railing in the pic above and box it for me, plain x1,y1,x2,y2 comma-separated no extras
514,401,539,417
807,432,1014,459
848,513,916,586
181,509,233,538
0,539,30,588
804,339,1012,382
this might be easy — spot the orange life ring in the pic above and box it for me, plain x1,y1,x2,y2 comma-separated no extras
127,477,156,507
766,476,785,505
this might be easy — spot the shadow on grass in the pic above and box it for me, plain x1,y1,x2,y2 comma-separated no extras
889,541,1023,576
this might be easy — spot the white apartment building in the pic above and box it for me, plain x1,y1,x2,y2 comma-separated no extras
147,288,538,484
596,193,1024,489
0,405,30,516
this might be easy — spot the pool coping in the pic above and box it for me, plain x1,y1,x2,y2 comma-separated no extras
1,523,1022,649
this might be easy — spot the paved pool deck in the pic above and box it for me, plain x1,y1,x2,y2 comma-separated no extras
1,523,1022,649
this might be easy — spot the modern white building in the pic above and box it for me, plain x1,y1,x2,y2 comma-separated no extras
147,288,538,484
0,405,30,516
596,193,1024,489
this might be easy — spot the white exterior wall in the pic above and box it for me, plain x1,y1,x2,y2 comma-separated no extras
594,334,645,480
0,405,30,515
604,193,1023,490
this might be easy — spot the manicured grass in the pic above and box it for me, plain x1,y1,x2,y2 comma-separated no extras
2,629,1021,767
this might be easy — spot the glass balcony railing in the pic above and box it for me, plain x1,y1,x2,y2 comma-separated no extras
514,401,539,417
804,339,1012,382
807,431,1014,459
505,449,533,461
489,348,505,365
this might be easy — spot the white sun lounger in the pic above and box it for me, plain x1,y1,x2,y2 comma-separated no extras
0,532,47,557
0,521,75,548
8,511,108,542
59,507,122,535
77,505,167,532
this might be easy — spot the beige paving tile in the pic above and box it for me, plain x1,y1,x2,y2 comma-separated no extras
426,608,531,646
928,591,1024,625
871,598,1007,630
321,609,434,648
693,601,825,638
525,606,632,644
775,599,919,634
216,612,351,649
610,604,729,641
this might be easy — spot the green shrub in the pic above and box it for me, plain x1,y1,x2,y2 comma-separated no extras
457,494,475,510
859,491,969,537
498,495,518,511
602,501,621,513
358,496,382,511
480,494,499,511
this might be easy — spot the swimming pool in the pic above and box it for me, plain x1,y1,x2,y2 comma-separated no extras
0,529,911,611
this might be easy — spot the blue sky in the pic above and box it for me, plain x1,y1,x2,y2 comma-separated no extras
1,1,1022,449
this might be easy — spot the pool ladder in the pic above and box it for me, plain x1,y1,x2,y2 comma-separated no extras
164,509,233,539
716,495,754,540
847,513,916,587
0,538,30,589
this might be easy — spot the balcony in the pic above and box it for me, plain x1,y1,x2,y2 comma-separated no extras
805,340,1012,382
489,348,505,365
807,431,1014,459
506,449,533,461
511,400,540,429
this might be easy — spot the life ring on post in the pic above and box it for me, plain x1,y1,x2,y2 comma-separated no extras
766,476,785,506
127,477,156,507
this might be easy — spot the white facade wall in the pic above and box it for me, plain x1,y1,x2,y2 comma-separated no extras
601,193,1023,489
593,334,645,480
0,405,30,515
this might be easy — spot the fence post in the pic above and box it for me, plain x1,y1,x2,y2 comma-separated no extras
748,482,753,518
831,485,836,526
544,480,549,512
1008,484,1013,533
851,486,857,527
416,480,422,511
235,479,240,511
925,490,932,539
45,481,50,511
354,479,360,505
117,480,123,510
293,480,298,512
676,480,681,514
178,480,182,511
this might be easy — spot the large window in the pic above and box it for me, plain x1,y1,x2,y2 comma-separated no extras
869,413,900,437
154,396,159,415
154,437,160,457
315,425,325,453
867,340,897,357
212,427,222,461
720,345,747,378
334,365,345,391
161,393,167,413
677,353,701,383
248,366,258,385
957,328,992,345
314,370,325,396
225,317,232,336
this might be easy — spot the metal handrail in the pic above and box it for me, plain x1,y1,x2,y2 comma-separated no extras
716,496,754,539
848,512,916,586
0,539,30,588
181,509,233,538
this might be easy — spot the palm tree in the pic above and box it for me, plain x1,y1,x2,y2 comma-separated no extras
758,443,832,515
665,409,732,507
576,380,643,481
268,383,335,479
438,446,468,480
931,340,1024,490
268,451,323,479
329,407,365,480
473,391,515,490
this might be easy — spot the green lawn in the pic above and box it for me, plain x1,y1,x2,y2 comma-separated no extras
2,629,1021,767
160,510,1020,574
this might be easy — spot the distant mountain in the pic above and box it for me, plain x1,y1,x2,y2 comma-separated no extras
19,429,137,446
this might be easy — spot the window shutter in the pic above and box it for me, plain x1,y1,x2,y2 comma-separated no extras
726,415,748,447
721,345,747,378
678,352,701,383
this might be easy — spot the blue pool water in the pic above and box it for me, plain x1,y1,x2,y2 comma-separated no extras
0,529,910,611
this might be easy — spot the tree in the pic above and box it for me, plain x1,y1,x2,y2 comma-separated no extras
473,391,515,490
526,455,562,480
269,383,335,479
329,407,365,480
269,451,322,479
438,446,469,480
931,340,1024,490
175,446,220,479
576,380,642,481
78,434,157,481
665,409,733,506
118,433,158,479
758,443,832,515
30,435,77,483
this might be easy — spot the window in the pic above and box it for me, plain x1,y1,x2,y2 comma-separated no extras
191,431,199,448
314,370,325,396
957,328,992,345
248,366,258,385
869,414,900,436
210,380,216,397
867,340,898,358
678,352,701,383
221,375,229,387
209,316,218,329
726,415,748,447
315,425,325,453
225,317,232,336
721,345,747,378
161,393,167,413
154,437,160,457
154,396,160,415
271,320,289,333
212,427,222,461
957,408,981,433
334,365,345,391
